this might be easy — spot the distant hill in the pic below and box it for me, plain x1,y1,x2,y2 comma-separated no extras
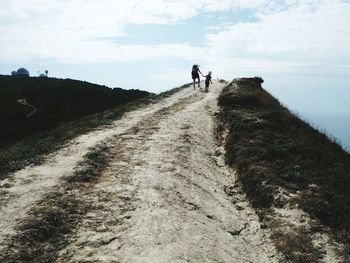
0,75,150,147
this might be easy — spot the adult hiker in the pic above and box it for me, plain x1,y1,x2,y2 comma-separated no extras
191,64,203,90
204,71,212,92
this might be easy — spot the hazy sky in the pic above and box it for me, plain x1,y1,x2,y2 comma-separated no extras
1,0,350,115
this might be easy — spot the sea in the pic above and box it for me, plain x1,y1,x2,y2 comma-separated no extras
301,112,350,152
265,84,350,153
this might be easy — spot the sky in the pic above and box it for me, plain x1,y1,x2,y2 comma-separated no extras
1,0,350,144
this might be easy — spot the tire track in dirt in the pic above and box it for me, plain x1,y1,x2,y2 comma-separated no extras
54,82,280,263
1,142,113,262
0,85,195,257
54,91,203,262
1,81,281,262
0,88,199,262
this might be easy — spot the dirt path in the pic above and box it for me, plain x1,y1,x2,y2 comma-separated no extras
0,87,192,253
1,81,279,262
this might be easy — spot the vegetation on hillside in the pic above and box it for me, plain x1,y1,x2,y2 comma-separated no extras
0,141,112,263
218,78,350,262
0,77,191,179
0,82,193,262
0,75,149,148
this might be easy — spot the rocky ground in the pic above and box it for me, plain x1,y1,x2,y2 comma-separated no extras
1,81,280,262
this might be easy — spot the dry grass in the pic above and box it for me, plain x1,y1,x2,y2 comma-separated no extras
218,78,350,261
271,229,322,263
0,75,150,148
1,142,112,262
0,83,191,180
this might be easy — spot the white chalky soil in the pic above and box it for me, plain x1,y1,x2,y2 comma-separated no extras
0,81,279,262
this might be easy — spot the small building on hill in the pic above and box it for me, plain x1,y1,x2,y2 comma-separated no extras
11,68,30,77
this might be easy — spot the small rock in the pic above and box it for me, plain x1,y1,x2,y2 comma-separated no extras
224,185,236,196
101,236,119,245
228,223,248,236
228,229,241,236
214,150,222,156
231,196,241,204
206,214,214,219
1,183,12,188
235,204,244,211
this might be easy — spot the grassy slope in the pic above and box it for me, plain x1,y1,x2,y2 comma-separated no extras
0,75,149,147
0,83,192,262
0,79,191,178
218,78,350,261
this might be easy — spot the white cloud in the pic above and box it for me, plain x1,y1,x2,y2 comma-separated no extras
0,0,215,62
206,1,350,54
1,0,350,75
149,68,190,91
202,0,350,79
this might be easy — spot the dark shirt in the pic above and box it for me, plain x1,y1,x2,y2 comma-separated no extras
205,74,211,83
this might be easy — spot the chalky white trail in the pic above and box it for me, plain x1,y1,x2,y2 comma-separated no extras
0,81,279,262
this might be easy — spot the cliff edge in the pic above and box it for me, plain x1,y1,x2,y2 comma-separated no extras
218,78,350,262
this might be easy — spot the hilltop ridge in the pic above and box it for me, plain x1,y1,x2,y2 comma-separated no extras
0,77,349,262
0,75,149,148
218,78,350,262
1,80,281,263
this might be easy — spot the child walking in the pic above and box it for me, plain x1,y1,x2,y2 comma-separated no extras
204,71,212,92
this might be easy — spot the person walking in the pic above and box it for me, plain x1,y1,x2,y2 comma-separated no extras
191,64,203,90
204,71,212,92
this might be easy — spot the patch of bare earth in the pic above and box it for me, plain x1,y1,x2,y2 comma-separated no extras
0,87,193,256
1,81,280,262
264,189,345,263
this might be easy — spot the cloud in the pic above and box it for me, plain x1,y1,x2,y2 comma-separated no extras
220,0,349,56
0,0,211,62
202,0,350,79
149,68,190,90
1,0,350,74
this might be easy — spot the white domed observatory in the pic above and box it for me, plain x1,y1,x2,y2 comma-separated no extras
16,68,30,77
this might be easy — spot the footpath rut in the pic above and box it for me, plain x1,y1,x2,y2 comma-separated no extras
0,81,279,262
